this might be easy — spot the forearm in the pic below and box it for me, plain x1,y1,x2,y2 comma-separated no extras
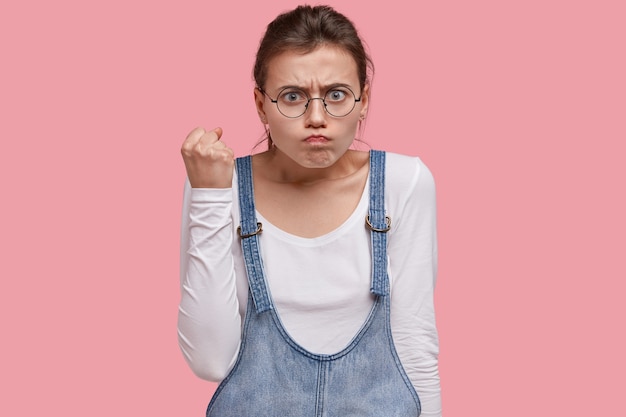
392,292,441,417
178,182,242,381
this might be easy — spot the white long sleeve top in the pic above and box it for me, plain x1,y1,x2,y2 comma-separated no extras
178,152,441,416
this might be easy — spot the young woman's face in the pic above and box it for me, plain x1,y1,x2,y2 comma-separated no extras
255,45,369,169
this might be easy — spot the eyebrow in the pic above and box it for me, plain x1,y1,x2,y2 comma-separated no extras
275,82,355,93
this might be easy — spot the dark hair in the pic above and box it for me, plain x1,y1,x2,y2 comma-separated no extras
254,5,373,91
253,5,374,148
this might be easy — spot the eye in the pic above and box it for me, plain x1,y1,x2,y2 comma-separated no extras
326,89,347,102
279,89,307,104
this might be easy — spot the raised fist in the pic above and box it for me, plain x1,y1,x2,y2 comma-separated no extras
181,127,234,188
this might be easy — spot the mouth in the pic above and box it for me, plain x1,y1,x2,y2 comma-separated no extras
304,135,329,144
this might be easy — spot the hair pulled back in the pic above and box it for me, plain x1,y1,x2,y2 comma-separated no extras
253,5,374,92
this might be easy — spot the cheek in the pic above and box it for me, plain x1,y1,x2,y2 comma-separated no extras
339,117,361,138
267,116,361,142
267,119,295,140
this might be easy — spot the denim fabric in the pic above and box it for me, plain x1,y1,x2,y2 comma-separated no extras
206,151,420,417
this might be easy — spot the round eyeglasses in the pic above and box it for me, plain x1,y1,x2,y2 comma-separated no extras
259,86,362,118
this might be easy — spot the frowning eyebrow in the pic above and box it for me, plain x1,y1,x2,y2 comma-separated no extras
274,83,355,94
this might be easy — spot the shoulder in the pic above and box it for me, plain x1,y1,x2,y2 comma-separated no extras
381,152,437,235
384,152,435,195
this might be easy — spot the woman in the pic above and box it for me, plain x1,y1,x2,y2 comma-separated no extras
179,5,441,416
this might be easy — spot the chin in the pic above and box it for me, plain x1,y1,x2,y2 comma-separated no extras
299,150,340,168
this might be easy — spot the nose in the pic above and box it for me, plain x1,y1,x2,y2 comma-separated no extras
304,97,327,126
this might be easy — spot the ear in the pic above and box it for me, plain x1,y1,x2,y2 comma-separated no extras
359,84,370,119
254,88,268,124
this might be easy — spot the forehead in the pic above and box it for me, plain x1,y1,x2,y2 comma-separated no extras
265,45,359,90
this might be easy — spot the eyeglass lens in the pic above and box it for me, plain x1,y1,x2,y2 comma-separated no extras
274,87,358,118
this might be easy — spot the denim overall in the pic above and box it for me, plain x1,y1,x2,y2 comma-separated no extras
206,151,421,417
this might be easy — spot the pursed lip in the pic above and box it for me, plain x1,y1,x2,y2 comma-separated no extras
304,135,329,143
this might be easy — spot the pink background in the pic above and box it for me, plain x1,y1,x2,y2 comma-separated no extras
1,0,624,415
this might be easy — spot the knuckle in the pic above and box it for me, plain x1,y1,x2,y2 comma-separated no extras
180,142,193,156
190,126,205,137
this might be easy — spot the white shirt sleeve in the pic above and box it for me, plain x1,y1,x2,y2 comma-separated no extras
177,179,242,381
387,154,441,416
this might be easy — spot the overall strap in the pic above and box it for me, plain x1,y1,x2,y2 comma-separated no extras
368,150,391,296
236,156,272,313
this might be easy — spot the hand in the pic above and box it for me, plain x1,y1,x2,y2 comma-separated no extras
181,127,234,188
